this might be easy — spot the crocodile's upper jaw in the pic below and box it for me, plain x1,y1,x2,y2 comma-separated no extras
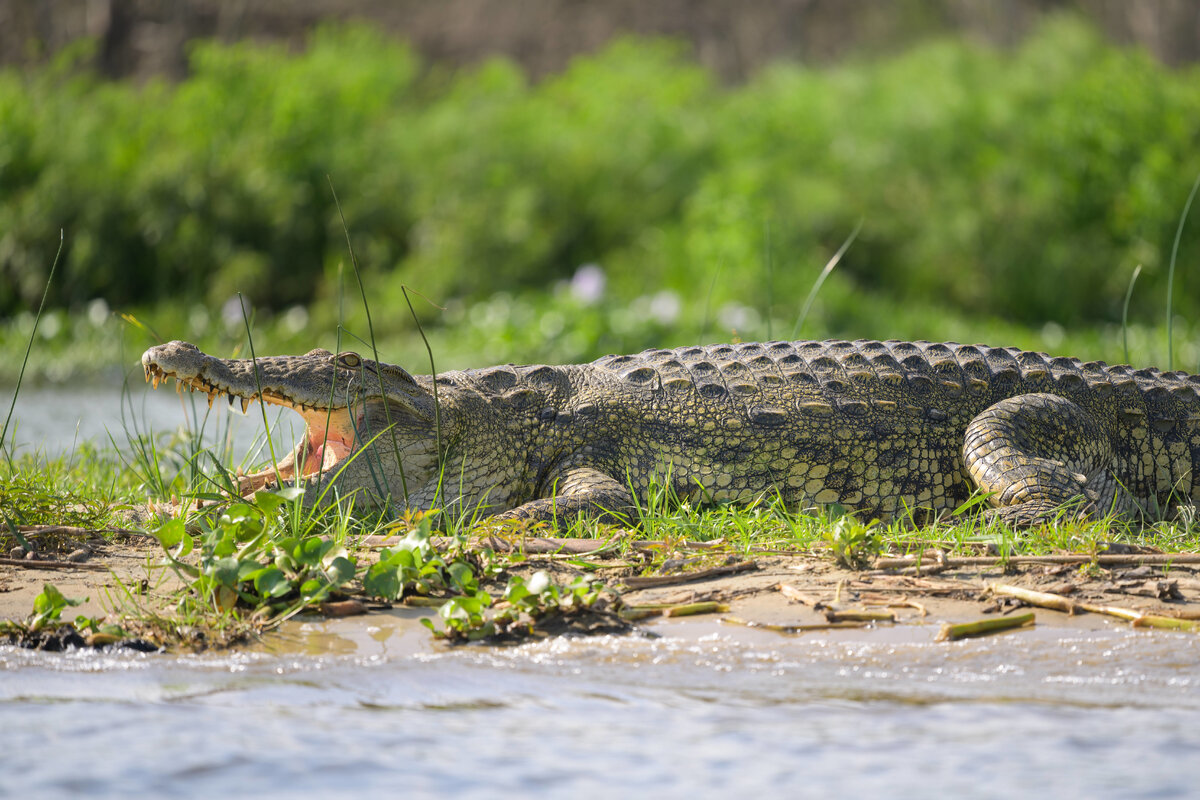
143,350,361,483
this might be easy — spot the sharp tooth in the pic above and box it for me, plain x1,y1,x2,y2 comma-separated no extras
207,392,215,409
144,366,151,383
151,374,160,389
228,394,235,408
241,398,250,414
176,380,183,394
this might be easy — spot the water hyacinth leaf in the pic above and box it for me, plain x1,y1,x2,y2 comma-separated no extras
91,622,128,639
274,536,301,571
211,556,242,588
274,551,298,573
253,490,286,516
210,529,237,558
252,566,292,599
363,562,402,601
504,576,532,605
381,547,417,569
32,583,83,626
253,486,302,515
221,503,257,525
440,593,490,621
401,515,436,543
153,518,194,560
233,517,265,543
275,486,305,503
295,537,334,567
300,577,327,600
325,555,356,586
153,518,185,548
447,562,477,594
237,559,265,582
320,545,349,567
215,585,238,611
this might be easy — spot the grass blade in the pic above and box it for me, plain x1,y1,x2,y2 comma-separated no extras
1121,263,1142,365
1166,169,1200,370
328,175,410,507
790,219,863,340
2,231,63,464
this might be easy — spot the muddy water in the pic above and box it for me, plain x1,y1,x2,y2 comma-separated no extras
3,616,1199,798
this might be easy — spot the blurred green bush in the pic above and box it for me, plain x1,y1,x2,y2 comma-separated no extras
1,16,1199,336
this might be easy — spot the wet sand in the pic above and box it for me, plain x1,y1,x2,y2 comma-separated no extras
4,535,1199,645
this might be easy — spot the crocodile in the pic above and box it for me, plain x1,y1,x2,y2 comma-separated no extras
140,338,1200,528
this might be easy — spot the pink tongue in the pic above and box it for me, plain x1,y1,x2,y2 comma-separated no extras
304,433,348,475
307,444,327,473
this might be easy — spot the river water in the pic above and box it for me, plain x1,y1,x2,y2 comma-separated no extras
3,615,1199,799
4,386,1200,797
4,382,290,458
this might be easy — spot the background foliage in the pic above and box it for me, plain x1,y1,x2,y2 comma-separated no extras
2,17,1199,374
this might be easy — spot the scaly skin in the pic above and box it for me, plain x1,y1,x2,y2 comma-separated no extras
141,338,1200,527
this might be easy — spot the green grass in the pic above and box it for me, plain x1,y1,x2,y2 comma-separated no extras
8,435,1198,563
4,429,1200,650
0,445,140,529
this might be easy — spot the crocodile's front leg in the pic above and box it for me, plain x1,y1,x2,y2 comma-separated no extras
963,393,1136,527
491,466,635,525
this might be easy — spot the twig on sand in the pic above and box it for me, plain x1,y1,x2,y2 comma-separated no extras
990,583,1200,632
936,612,1036,642
9,524,156,541
990,583,1082,614
622,561,757,589
776,583,824,606
360,533,812,558
0,556,109,571
619,601,730,621
876,553,1200,571
824,608,896,623
358,534,629,555
720,615,868,634
402,596,449,608
889,599,929,617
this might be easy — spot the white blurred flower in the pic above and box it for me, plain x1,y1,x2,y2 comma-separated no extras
188,304,210,335
281,305,309,335
717,302,760,335
86,298,109,327
38,311,61,339
569,263,606,305
222,296,247,332
648,290,681,325
1040,320,1064,349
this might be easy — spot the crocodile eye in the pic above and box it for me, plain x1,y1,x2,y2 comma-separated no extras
336,352,362,369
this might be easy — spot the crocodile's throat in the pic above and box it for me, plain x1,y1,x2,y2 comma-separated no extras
292,405,358,477
143,360,362,486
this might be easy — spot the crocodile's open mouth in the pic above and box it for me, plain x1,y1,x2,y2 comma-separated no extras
143,362,361,488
